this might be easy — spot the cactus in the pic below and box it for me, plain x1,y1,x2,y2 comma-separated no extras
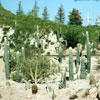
33,41,36,49
52,90,56,100
59,42,63,63
86,31,91,73
14,20,18,40
21,47,25,60
69,47,74,80
87,43,91,73
25,82,30,90
56,23,60,42
16,51,20,61
59,80,63,89
46,80,52,92
4,37,10,78
0,43,1,49
41,40,43,50
80,56,87,79
76,43,80,73
63,69,66,88
36,26,41,55
65,40,67,47
59,70,66,89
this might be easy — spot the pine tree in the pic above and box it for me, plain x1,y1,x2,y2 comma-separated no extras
31,0,39,16
55,5,65,24
16,0,24,15
42,6,49,20
68,8,82,25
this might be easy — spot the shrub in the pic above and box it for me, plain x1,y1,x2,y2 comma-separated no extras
63,26,81,48
11,71,22,82
10,55,59,83
47,52,50,55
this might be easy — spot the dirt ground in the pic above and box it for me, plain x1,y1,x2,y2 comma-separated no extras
0,56,100,100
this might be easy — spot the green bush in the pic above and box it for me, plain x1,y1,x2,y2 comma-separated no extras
10,55,59,83
11,71,22,82
63,26,81,48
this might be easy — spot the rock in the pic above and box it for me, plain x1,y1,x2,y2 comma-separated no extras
27,96,32,99
21,78,26,83
6,81,11,86
0,94,2,98
89,87,98,99
96,93,100,100
32,84,38,94
80,88,90,98
69,94,78,99
97,81,100,99
89,74,96,85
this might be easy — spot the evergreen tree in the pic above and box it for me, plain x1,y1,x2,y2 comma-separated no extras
55,5,65,24
68,8,82,25
42,6,49,20
16,0,24,15
31,0,39,16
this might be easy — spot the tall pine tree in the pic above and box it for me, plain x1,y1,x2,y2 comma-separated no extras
68,8,82,25
55,5,65,24
16,0,24,15
31,0,39,16
42,6,49,20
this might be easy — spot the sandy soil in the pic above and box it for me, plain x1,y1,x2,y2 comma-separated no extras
0,56,100,100
0,44,100,100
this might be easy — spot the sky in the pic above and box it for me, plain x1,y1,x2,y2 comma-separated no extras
1,0,100,25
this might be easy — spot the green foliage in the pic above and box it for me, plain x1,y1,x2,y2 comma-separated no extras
0,5,100,51
30,0,39,16
42,6,49,20
16,1,24,15
0,5,15,27
63,26,80,48
3,26,10,35
10,55,59,83
55,5,65,24
11,71,22,82
68,8,82,25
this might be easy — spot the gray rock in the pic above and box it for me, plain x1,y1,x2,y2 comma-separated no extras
69,94,78,99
